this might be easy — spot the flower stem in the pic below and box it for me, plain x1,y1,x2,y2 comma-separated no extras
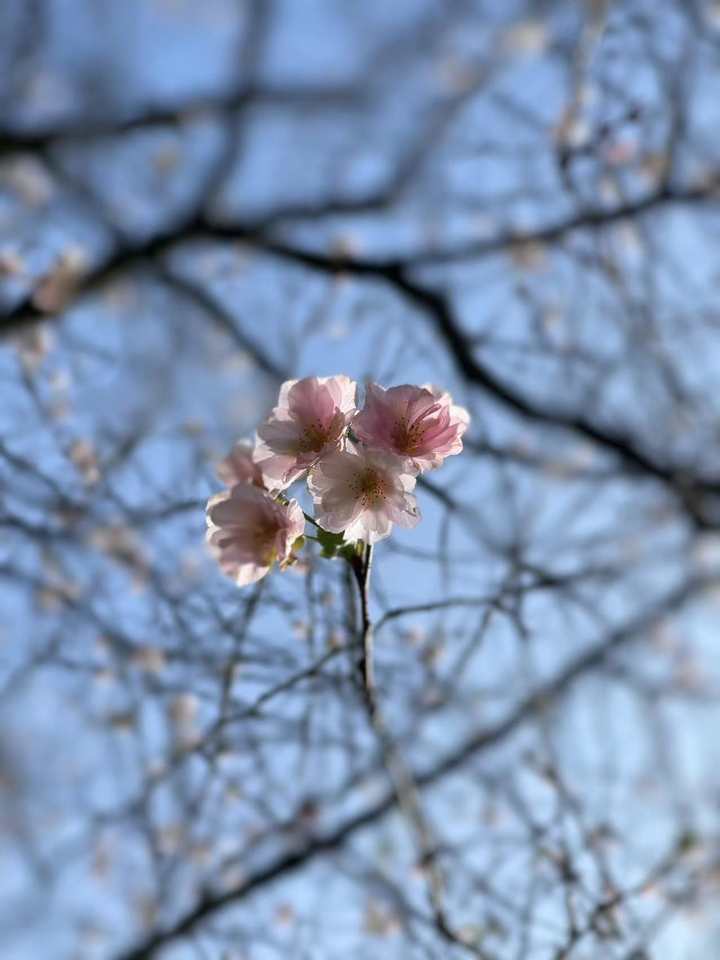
347,544,476,953
353,542,374,697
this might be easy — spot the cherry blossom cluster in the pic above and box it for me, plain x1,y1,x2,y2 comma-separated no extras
206,376,469,586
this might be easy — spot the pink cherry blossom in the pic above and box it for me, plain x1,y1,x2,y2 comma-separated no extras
254,375,357,489
206,484,305,586
352,382,469,472
308,444,420,545
216,440,266,489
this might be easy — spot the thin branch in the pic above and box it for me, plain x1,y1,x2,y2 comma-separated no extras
4,174,720,335
0,83,364,154
111,572,710,960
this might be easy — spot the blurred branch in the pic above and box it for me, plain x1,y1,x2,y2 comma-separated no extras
113,572,711,960
0,83,365,155
156,266,288,381
4,174,719,327
5,176,720,528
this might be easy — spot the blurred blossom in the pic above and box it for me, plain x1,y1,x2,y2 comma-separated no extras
131,646,167,674
0,156,54,207
14,325,55,373
0,247,25,277
169,691,200,746
502,20,549,56
206,484,305,585
363,900,400,937
32,246,89,313
216,439,266,489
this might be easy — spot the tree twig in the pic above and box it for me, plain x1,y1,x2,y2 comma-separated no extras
349,542,491,957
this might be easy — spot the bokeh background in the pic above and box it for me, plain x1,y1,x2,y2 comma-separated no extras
3,1,720,958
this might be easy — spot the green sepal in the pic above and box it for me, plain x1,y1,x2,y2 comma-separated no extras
339,541,363,564
315,527,346,558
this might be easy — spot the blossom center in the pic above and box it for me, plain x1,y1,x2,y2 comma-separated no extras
392,416,424,454
297,421,329,454
251,517,279,565
351,467,388,506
